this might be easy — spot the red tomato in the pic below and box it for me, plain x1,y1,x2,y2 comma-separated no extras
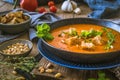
38,7,46,13
49,6,57,13
20,0,38,12
48,1,55,7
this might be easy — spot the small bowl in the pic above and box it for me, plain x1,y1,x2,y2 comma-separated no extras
0,12,31,34
0,39,33,57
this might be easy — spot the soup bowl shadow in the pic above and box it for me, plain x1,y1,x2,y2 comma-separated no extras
41,18,120,64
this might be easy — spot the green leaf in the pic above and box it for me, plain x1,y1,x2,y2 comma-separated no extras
43,33,54,40
36,23,54,41
69,28,78,36
98,72,105,78
102,28,107,32
105,30,115,50
80,29,102,39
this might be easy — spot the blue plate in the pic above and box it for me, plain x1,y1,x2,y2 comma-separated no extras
37,39,120,70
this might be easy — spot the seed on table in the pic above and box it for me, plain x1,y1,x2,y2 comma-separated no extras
45,69,54,73
38,66,43,70
40,68,45,73
54,73,62,78
38,66,45,73
12,70,17,75
13,67,16,70
15,77,25,80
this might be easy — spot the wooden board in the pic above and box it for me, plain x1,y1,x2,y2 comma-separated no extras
32,58,118,80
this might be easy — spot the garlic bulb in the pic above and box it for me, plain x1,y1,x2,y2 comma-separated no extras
61,0,77,12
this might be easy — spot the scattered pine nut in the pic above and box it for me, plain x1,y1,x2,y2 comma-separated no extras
12,70,17,75
45,69,54,73
2,42,30,55
54,73,62,78
38,66,45,73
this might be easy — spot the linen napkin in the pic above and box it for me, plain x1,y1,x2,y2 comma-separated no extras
84,0,120,19
0,8,61,43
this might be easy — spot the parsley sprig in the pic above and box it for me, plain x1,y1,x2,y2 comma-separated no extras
103,28,115,50
80,29,102,39
36,23,54,40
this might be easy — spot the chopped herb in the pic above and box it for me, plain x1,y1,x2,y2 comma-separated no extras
102,27,107,32
105,31,115,50
58,28,78,37
102,27,115,50
80,29,102,39
69,28,78,36
36,23,54,40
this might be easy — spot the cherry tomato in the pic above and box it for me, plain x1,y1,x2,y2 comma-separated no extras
48,1,55,7
38,7,46,13
49,6,57,13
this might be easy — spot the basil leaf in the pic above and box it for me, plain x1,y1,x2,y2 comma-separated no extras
80,29,102,39
36,23,54,41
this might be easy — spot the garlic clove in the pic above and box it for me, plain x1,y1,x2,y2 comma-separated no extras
61,1,68,12
74,8,81,14
67,3,74,12
71,1,77,9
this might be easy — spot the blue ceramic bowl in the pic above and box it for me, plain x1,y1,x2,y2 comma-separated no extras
41,18,120,64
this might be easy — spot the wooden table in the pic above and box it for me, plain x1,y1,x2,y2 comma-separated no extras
0,0,118,80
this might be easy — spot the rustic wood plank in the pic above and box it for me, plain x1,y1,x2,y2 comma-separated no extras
32,58,118,80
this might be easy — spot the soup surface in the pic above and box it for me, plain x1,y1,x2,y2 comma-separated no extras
47,24,120,54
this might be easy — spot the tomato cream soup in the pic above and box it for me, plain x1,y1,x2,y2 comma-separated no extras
47,24,120,54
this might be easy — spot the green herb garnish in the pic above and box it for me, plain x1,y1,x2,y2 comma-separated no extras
105,31,115,50
102,27,115,50
58,28,78,37
88,71,110,80
36,23,54,40
69,28,78,36
80,29,102,39
102,27,107,32
0,56,37,80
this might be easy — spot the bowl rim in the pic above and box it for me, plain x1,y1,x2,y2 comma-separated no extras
0,39,33,56
0,13,31,26
42,18,120,55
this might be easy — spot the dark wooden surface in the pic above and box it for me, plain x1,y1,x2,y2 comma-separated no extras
31,57,118,80
0,0,119,80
